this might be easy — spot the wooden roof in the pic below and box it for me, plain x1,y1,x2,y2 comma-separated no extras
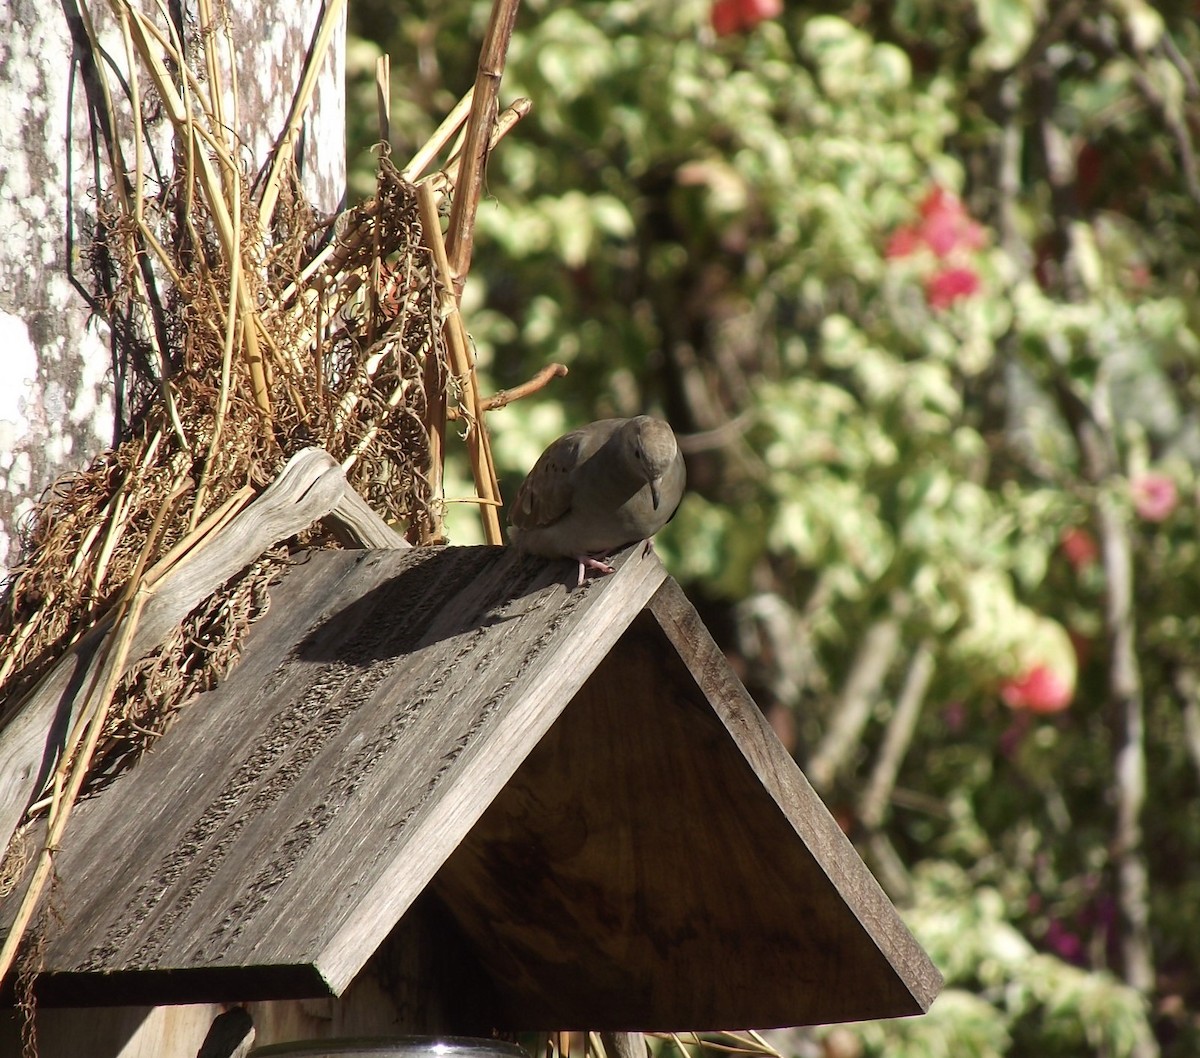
3,540,941,1028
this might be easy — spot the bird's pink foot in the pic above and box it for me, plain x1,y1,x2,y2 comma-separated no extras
575,555,617,587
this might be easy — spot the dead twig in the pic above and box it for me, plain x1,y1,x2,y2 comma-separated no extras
807,603,907,793
447,363,569,417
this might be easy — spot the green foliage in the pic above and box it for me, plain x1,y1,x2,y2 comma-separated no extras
829,860,1154,1058
894,863,1153,1056
350,0,1200,1053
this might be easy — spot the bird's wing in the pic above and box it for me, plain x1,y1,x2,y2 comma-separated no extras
510,420,620,530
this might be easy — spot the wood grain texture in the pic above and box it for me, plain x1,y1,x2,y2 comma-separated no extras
645,580,943,1015
3,537,941,1030
10,542,668,1006
0,448,405,863
0,899,467,1058
430,585,942,1029
326,481,411,550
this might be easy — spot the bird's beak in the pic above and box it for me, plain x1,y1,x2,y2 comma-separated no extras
650,478,662,509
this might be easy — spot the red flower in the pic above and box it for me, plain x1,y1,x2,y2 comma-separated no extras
711,0,783,36
1060,526,1099,572
1000,664,1073,714
885,225,923,259
1131,472,1178,522
924,266,980,309
887,186,986,260
887,186,986,310
918,187,986,256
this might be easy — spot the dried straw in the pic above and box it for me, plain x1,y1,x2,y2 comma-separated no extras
0,0,557,993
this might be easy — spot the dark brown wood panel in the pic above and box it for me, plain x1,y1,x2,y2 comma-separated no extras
432,593,941,1029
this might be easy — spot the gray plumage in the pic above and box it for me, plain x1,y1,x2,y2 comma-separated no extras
509,416,686,585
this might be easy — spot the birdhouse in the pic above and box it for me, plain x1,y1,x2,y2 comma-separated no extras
0,450,941,1057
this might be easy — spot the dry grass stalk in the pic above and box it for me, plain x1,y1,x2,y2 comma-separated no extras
540,1032,787,1058
403,86,477,181
0,0,555,995
258,0,349,231
0,467,188,985
417,181,503,543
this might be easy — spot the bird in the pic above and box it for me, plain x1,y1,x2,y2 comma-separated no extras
509,415,686,587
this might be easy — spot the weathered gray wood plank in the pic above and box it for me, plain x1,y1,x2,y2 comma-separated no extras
5,539,942,1029
0,894,477,1058
16,542,669,1005
0,448,405,863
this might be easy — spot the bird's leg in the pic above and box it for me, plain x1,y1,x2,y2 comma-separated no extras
575,554,617,587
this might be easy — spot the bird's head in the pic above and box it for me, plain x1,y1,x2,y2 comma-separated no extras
626,416,679,509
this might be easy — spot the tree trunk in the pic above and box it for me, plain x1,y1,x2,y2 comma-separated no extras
0,0,345,577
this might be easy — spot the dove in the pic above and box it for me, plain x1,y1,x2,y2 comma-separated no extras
509,415,686,587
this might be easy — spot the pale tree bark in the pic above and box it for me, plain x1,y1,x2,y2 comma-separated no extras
806,597,907,794
0,0,345,578
1054,371,1157,1058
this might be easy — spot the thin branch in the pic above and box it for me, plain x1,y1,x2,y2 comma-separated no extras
675,411,753,455
1077,17,1200,208
864,831,915,904
1129,64,1200,207
1098,486,1155,997
438,97,531,191
257,0,347,230
1051,350,1157,1033
0,472,189,988
84,0,188,449
281,95,531,311
115,0,273,420
806,604,905,793
859,639,935,830
1172,667,1200,784
476,362,568,412
1160,30,1200,100
376,53,391,145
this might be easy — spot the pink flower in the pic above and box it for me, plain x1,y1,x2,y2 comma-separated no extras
1060,526,1099,572
1131,472,1178,522
925,266,980,309
918,187,986,257
1000,663,1073,714
941,701,968,733
1045,920,1085,964
887,186,986,260
887,187,987,310
711,0,783,36
885,225,923,259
